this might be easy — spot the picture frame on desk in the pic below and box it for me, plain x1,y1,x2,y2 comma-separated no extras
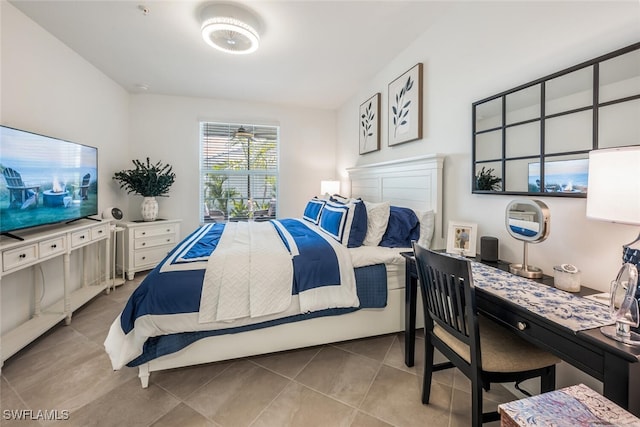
446,220,477,257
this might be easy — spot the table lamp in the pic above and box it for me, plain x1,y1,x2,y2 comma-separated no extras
586,146,640,346
320,180,340,197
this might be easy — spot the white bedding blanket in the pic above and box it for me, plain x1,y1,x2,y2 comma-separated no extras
199,221,293,323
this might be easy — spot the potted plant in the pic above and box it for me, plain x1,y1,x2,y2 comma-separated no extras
113,158,176,221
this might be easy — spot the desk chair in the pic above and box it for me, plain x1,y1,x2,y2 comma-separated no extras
412,243,560,426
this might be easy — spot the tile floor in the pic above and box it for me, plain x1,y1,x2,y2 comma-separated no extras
1,274,516,427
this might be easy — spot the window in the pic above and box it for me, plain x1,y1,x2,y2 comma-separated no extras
200,122,279,222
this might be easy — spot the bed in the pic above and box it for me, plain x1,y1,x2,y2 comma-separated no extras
104,154,443,388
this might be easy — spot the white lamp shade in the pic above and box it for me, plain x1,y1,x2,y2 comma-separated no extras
586,146,640,225
320,180,340,196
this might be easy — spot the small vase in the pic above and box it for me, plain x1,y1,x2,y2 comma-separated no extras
141,197,158,221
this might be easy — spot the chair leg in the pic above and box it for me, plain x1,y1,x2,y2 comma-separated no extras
540,365,556,393
471,373,483,427
422,336,435,404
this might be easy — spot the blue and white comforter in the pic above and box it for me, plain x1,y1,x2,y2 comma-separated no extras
104,219,364,370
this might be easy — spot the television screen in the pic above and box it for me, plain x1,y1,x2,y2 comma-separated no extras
0,125,98,236
528,158,589,194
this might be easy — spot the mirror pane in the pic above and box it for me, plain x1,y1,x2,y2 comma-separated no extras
505,159,535,192
506,122,540,158
545,67,593,115
598,99,640,149
506,85,540,124
545,110,592,154
528,154,589,194
600,49,640,103
475,162,502,191
475,130,502,162
475,98,502,132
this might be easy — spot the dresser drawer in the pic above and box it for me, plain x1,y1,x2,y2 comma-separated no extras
134,224,176,239
39,236,66,258
134,246,172,268
134,234,176,250
91,224,109,241
3,244,38,272
70,229,92,248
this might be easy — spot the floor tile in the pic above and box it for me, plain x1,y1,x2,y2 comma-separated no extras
250,346,322,379
251,381,355,427
185,360,289,427
294,346,380,407
152,361,232,400
150,402,217,427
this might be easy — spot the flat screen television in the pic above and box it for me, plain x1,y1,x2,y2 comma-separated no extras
0,125,98,238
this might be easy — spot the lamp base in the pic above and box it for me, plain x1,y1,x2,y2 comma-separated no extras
600,325,640,346
509,263,543,279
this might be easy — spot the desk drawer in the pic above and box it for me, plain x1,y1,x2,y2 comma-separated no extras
3,244,38,271
480,295,604,378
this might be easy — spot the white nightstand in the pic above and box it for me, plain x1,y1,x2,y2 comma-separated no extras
116,219,181,280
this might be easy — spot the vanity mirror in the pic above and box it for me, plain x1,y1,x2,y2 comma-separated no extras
473,41,640,197
505,199,550,278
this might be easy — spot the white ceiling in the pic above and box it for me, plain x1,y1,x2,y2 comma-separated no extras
10,0,455,110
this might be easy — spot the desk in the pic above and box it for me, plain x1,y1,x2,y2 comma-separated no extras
401,252,640,416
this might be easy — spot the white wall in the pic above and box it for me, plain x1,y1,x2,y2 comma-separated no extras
336,1,640,391
1,2,130,332
337,1,640,291
128,94,337,235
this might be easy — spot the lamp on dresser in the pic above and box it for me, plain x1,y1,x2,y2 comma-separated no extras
586,146,640,346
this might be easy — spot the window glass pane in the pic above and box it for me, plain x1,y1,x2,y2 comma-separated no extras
200,122,279,222
506,85,540,124
600,49,640,103
545,111,592,154
475,98,501,132
599,99,640,149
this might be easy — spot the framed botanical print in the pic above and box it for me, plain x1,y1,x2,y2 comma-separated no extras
388,63,423,146
359,93,380,154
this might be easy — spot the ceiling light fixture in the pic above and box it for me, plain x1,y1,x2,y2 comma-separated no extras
200,3,261,55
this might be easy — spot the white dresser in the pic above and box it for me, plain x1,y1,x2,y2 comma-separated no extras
117,219,181,280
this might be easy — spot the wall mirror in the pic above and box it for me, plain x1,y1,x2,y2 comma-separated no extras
505,199,550,278
473,41,640,197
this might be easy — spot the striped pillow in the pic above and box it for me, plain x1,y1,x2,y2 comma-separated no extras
303,198,325,224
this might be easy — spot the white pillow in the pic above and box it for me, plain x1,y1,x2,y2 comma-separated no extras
363,201,391,246
415,209,435,249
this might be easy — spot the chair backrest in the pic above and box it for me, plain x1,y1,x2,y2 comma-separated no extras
3,168,24,187
412,243,481,366
82,173,90,185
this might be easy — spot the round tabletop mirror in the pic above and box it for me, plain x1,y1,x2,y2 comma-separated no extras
505,199,550,278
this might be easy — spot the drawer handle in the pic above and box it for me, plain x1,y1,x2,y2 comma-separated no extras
51,244,57,249
142,243,146,246
19,253,26,259
98,230,103,234
517,321,528,331
142,256,146,260
166,239,170,242
166,229,170,232
80,235,86,239
142,232,146,235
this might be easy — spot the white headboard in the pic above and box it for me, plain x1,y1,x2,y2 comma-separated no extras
346,154,444,247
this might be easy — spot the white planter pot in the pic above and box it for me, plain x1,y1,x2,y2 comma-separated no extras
141,197,158,221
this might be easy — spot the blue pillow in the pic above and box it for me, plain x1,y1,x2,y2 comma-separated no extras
379,206,420,248
302,198,325,224
318,200,367,247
